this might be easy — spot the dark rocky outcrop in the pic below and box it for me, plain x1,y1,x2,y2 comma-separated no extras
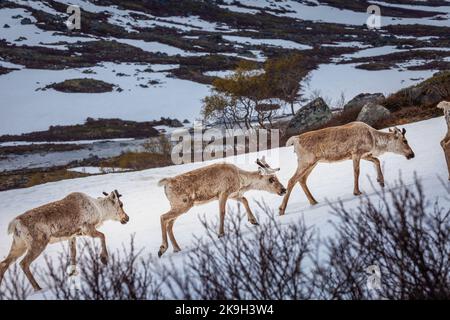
45,78,115,93
0,117,186,143
20,17,32,25
0,118,160,142
286,98,332,135
344,93,385,113
384,71,450,111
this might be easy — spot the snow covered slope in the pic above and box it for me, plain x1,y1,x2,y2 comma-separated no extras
0,117,448,272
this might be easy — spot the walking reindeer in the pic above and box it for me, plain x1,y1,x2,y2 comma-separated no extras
157,158,286,257
0,190,129,291
279,121,415,215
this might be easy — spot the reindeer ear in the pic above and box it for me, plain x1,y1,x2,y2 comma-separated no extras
258,167,264,175
388,128,393,133
401,128,406,136
102,192,108,196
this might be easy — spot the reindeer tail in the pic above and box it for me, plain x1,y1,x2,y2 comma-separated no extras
158,178,169,187
7,219,18,235
286,136,298,148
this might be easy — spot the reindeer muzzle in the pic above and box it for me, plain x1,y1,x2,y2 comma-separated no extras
279,188,287,196
121,215,130,224
406,152,415,160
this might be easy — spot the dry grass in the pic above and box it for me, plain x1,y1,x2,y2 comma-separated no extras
99,152,172,171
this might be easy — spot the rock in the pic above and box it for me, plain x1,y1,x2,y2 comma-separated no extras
286,98,332,135
343,93,385,113
356,103,391,125
20,18,33,25
3,24,10,28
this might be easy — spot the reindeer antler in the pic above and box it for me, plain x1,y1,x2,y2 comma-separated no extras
256,156,280,174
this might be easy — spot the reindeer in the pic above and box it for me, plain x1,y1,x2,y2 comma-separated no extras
279,122,415,215
0,190,129,291
157,158,286,257
437,101,450,180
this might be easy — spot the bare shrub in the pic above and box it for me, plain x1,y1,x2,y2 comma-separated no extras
0,264,32,300
42,236,163,300
313,177,450,300
159,201,316,300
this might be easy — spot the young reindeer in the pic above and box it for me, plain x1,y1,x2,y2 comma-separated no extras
279,121,415,215
157,157,286,257
0,190,129,291
437,101,450,180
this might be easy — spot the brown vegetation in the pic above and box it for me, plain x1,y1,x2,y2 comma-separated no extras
100,152,172,171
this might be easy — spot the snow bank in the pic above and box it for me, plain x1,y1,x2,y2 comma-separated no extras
0,117,448,281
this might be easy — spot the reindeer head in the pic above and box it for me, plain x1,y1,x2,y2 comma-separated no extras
437,100,450,111
388,127,415,160
102,190,129,224
255,156,287,196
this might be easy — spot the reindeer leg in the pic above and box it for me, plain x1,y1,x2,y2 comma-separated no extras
236,197,258,225
0,237,27,286
68,238,77,276
279,176,297,215
83,226,108,265
352,155,362,196
443,139,450,180
167,217,182,253
159,207,190,257
279,162,315,215
298,162,318,205
363,155,384,187
218,193,229,237
20,239,48,291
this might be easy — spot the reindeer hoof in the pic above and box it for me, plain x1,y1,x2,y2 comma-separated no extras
100,255,108,265
173,248,181,253
218,233,225,238
158,246,167,258
249,220,259,226
354,191,362,196
68,269,78,277
33,286,43,292
310,200,318,206
279,207,285,216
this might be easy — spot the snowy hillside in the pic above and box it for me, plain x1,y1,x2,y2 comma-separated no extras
1,0,449,134
0,116,448,290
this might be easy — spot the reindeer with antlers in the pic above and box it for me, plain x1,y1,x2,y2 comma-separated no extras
280,122,415,215
157,157,286,257
0,190,129,291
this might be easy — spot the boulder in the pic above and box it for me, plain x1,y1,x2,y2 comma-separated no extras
356,103,391,126
286,98,332,135
3,24,10,28
20,18,32,25
343,93,385,113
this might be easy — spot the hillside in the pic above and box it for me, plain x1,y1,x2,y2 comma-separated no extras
0,0,449,134
0,116,448,299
